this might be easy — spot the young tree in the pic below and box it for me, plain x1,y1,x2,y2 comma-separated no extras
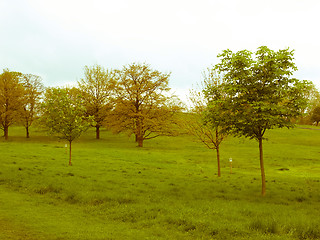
109,63,181,147
41,88,93,166
214,46,307,196
0,69,25,140
78,65,115,139
185,70,228,177
20,74,44,138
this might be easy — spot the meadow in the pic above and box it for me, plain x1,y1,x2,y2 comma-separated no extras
1,126,320,240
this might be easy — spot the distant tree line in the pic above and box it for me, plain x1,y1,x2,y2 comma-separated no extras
0,63,182,148
0,48,318,195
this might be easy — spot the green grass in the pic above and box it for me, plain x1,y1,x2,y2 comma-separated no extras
1,126,320,239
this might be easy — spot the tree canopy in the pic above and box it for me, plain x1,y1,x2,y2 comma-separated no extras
212,46,308,195
109,63,182,147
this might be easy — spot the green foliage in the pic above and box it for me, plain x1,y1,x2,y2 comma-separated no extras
297,80,320,114
214,46,307,140
202,68,229,131
310,106,320,125
41,88,93,143
211,46,309,195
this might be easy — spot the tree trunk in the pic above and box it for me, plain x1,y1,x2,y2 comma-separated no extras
136,119,142,146
4,126,9,140
258,137,266,196
215,129,221,177
96,126,100,139
216,145,221,177
26,126,30,138
137,137,143,147
69,140,72,166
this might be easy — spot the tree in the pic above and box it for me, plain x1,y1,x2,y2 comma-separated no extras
294,80,320,124
20,74,44,138
41,88,93,166
0,69,25,140
185,70,228,177
109,63,181,147
214,46,307,196
310,106,320,126
78,65,115,139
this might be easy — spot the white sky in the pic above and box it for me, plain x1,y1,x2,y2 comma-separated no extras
1,0,320,103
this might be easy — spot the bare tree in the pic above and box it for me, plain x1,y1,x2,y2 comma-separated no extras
184,70,228,177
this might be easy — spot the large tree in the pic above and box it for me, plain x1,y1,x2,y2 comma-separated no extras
213,46,307,196
20,74,44,138
109,63,181,147
41,88,93,166
0,69,25,140
78,65,115,139
185,70,228,177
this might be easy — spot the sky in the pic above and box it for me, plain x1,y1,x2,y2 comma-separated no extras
1,0,320,103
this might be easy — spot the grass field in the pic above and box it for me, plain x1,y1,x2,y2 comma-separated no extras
1,126,320,239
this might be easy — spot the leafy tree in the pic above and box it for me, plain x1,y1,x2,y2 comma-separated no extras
299,80,319,113
310,106,320,126
109,63,181,147
292,80,320,124
214,46,307,196
185,70,228,177
20,74,44,138
0,69,25,140
78,65,115,139
41,88,93,165
300,81,320,124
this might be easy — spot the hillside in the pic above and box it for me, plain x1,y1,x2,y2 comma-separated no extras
1,126,320,239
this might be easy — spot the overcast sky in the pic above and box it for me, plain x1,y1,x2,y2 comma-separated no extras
1,0,320,103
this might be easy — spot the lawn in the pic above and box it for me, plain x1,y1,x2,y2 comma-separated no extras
1,126,320,239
